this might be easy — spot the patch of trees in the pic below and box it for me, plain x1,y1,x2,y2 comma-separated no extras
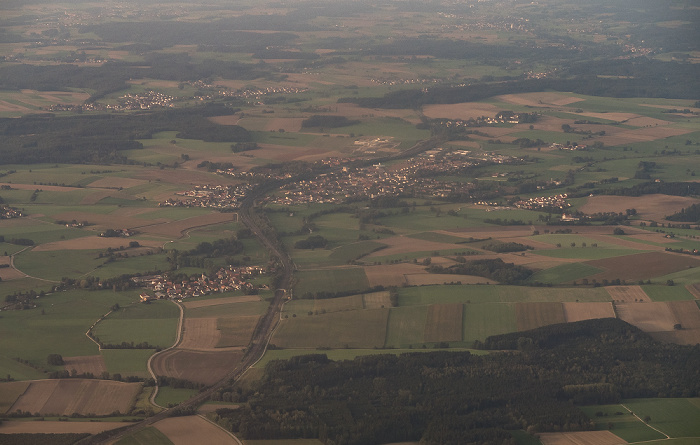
300,285,386,300
197,160,235,171
481,241,533,253
5,238,34,246
667,203,700,223
213,318,700,445
294,235,328,249
484,218,528,226
427,258,533,284
301,115,360,128
587,181,700,198
512,137,546,148
176,123,251,143
47,354,64,366
231,142,259,153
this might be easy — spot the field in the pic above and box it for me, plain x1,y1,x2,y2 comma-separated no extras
616,302,678,332
424,303,463,342
607,286,651,303
8,379,140,416
463,303,517,345
154,387,199,407
150,349,243,386
385,306,428,347
101,349,155,379
62,355,107,376
92,300,179,349
154,415,237,444
293,268,370,297
537,431,626,445
0,381,30,413
586,252,700,282
622,398,700,438
114,427,174,445
0,420,127,434
216,315,260,348
562,302,616,323
271,308,390,349
515,302,566,331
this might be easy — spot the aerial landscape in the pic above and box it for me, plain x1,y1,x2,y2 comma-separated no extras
0,0,699,444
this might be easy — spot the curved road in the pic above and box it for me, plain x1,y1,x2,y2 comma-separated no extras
83,137,438,445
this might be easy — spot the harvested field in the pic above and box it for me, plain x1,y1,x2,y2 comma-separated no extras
606,286,651,303
10,379,140,416
586,252,700,282
0,264,25,280
216,315,260,348
154,415,237,445
0,381,30,413
538,431,626,445
562,302,616,322
687,283,700,299
516,302,565,331
498,92,585,107
406,274,493,285
33,236,162,252
580,195,698,222
179,318,220,350
654,300,700,344
616,302,678,332
363,291,392,309
51,211,166,230
424,303,463,343
151,349,243,385
0,420,125,434
182,295,261,309
63,355,107,376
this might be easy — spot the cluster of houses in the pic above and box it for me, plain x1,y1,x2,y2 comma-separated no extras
160,184,254,209
136,266,267,302
0,206,22,219
193,84,308,103
514,194,570,211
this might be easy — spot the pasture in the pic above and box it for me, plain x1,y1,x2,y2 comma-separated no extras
293,267,370,297
154,387,199,407
623,398,700,438
93,300,179,349
463,303,517,345
528,263,603,284
101,349,155,378
580,404,666,443
424,303,463,343
385,306,428,347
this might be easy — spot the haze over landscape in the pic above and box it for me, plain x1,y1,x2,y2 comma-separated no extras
0,0,698,444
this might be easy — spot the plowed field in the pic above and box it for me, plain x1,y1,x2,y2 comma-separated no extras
516,302,565,331
63,355,107,376
562,302,616,322
424,303,463,342
616,302,678,332
586,252,700,282
154,415,237,444
151,350,243,386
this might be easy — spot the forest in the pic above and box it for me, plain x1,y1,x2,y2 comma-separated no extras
212,319,700,445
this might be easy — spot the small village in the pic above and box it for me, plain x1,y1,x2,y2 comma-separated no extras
159,183,255,209
0,205,23,219
513,193,570,211
134,265,267,301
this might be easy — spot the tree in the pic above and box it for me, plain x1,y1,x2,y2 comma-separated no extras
47,354,64,366
613,227,625,235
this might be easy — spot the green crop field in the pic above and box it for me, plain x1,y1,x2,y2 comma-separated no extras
101,349,155,378
0,289,138,372
272,308,389,349
623,398,700,438
186,300,269,318
328,240,387,264
527,263,603,284
114,426,174,445
294,268,370,297
580,404,666,443
385,305,428,347
155,387,199,407
13,249,105,281
531,247,642,260
642,284,695,301
463,303,517,345
407,231,473,244
93,300,179,349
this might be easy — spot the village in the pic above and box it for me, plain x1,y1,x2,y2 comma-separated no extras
133,265,267,302
0,205,23,219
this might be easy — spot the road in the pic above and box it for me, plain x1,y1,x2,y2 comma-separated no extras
81,137,436,444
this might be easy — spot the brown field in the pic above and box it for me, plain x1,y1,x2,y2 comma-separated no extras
0,420,125,434
562,302,616,322
10,379,140,416
498,92,584,107
538,431,627,445
424,303,464,342
516,302,565,331
364,263,428,287
654,300,700,345
86,177,148,189
182,295,261,310
51,211,167,231
0,263,26,280
216,315,260,348
151,349,243,385
33,236,162,252
616,302,678,332
154,415,237,445
63,355,107,376
598,126,693,146
687,283,700,299
580,194,698,221
363,291,393,309
606,286,651,303
587,252,700,282
78,189,137,205
406,274,493,285
179,318,220,350
0,381,30,413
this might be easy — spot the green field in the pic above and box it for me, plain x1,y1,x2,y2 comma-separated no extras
623,398,700,438
101,349,155,378
0,289,139,372
527,263,603,284
155,386,199,407
642,284,695,301
114,426,174,445
531,247,642,260
294,268,370,297
463,303,517,345
580,404,666,443
385,305,428,347
93,300,179,349
399,285,610,305
408,231,472,244
328,240,387,263
272,308,389,349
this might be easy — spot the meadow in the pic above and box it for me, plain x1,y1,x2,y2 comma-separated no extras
92,300,179,349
